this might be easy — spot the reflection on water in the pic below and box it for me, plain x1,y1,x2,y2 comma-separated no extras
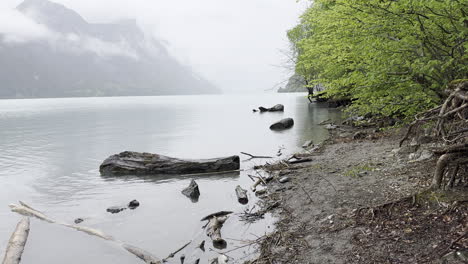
0,94,340,263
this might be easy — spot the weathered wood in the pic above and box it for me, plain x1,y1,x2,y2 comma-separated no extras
200,211,233,221
251,178,263,192
123,244,161,264
235,185,248,204
9,202,161,264
2,218,30,264
288,158,313,164
240,152,272,159
162,241,191,262
270,118,294,130
206,216,228,245
100,152,240,176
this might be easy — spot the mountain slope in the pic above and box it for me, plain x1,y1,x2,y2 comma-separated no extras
0,0,219,98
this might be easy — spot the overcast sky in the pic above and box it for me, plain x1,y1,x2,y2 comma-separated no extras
0,0,308,93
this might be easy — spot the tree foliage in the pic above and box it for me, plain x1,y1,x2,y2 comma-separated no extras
288,0,467,119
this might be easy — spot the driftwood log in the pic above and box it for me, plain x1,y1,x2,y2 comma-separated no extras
258,104,284,112
9,202,161,264
100,152,240,176
270,118,294,130
2,217,30,264
235,185,248,204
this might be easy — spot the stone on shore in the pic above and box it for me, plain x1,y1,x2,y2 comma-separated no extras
270,118,294,130
99,151,240,176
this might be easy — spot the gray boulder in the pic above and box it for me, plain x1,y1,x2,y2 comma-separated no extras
259,104,284,112
100,151,240,176
270,118,294,130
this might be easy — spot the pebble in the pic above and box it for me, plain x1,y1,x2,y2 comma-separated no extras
279,176,290,183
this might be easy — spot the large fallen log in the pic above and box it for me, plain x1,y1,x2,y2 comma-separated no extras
9,202,161,264
100,152,240,176
2,217,30,264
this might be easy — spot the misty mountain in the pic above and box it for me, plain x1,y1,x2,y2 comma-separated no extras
0,0,219,98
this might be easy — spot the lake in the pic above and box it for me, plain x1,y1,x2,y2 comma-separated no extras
0,93,340,263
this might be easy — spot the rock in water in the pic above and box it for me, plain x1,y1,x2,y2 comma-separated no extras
128,200,140,209
259,104,284,112
99,152,240,176
182,180,200,200
106,206,126,214
270,118,294,130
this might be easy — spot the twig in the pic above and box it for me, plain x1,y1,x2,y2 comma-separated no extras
162,241,191,262
300,186,314,203
241,152,273,159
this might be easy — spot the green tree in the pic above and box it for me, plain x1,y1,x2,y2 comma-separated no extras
288,0,467,119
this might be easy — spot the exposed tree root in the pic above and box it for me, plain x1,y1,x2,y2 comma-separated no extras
400,80,468,189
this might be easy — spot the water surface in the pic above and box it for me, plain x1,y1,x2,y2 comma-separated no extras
0,94,340,263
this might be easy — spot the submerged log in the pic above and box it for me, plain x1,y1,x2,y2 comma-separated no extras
9,202,161,264
201,211,233,221
235,185,248,204
206,216,228,246
270,118,294,130
258,104,284,112
2,217,30,264
100,152,240,176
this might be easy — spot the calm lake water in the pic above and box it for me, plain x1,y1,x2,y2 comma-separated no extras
0,93,340,263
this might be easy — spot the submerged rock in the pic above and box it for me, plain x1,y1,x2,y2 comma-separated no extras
270,118,294,130
99,151,240,176
259,104,284,112
106,206,126,214
182,179,200,201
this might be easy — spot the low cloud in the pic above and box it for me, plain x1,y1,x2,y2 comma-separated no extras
0,7,52,43
0,5,139,60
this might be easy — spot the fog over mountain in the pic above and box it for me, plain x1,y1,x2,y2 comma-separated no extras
0,0,219,98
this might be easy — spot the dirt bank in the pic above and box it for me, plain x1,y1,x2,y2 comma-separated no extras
246,127,467,264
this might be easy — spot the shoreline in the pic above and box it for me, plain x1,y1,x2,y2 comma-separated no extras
244,125,467,263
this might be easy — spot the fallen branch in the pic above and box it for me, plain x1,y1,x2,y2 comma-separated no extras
201,211,233,221
162,241,191,262
9,202,161,264
2,217,30,264
300,186,314,204
288,158,313,164
241,152,273,159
